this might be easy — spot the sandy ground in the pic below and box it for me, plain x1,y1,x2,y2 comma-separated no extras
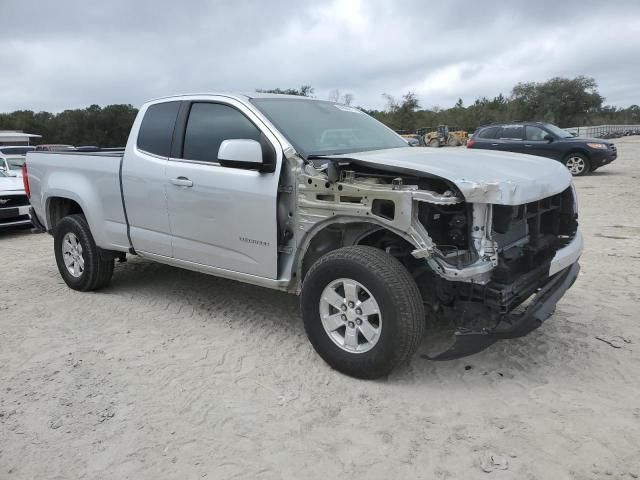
1,138,640,480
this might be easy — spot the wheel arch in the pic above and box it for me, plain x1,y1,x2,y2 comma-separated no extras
42,174,111,247
294,216,420,291
563,147,590,161
46,196,86,231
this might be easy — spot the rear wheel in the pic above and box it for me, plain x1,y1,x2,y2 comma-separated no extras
301,246,425,379
447,136,461,147
564,153,591,176
54,214,114,291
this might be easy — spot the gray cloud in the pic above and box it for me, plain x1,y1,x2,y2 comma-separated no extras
1,0,639,112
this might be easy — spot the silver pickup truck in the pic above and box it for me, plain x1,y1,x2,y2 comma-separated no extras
25,93,583,378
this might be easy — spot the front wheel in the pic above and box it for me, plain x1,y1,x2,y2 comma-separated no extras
564,153,591,176
300,246,425,379
428,138,441,148
54,214,114,291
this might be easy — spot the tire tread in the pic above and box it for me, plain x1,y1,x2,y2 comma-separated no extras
54,214,114,291
301,246,425,378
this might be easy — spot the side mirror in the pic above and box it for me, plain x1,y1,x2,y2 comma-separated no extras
218,139,263,170
543,134,554,142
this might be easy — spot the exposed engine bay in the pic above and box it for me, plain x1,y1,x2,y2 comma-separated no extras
279,153,580,358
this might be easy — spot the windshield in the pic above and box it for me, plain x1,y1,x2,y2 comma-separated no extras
250,98,407,157
6,157,25,169
544,124,573,138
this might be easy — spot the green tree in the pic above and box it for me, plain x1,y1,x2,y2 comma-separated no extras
380,91,421,130
0,104,137,146
511,76,603,126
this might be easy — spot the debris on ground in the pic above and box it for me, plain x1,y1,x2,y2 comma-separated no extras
595,335,632,349
480,453,509,473
98,408,115,423
49,418,63,429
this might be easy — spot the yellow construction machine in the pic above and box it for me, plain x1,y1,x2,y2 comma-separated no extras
418,125,468,147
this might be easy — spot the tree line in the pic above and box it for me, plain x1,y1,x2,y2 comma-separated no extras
0,104,138,147
1,77,638,146
366,76,640,133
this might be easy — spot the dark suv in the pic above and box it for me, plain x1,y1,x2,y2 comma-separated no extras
467,122,617,176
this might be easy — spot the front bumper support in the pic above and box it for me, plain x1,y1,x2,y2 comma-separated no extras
430,261,580,360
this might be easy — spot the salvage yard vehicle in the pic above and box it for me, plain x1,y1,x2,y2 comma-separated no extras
34,144,75,152
25,93,583,379
0,169,31,228
0,146,35,156
399,134,424,147
467,121,617,176
0,154,26,177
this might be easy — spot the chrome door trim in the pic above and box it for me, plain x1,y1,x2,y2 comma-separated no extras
168,157,221,166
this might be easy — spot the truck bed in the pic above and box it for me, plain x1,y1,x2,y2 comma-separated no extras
26,150,131,251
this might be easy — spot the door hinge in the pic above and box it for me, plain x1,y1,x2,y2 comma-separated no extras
278,245,293,254
278,185,293,193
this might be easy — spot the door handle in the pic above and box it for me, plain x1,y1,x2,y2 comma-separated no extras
170,176,193,187
524,144,533,147
491,143,499,146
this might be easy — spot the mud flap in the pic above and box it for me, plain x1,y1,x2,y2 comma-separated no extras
29,207,46,234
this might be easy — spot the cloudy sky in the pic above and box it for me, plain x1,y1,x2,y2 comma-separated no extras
1,0,639,112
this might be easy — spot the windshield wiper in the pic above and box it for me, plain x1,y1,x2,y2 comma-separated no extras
306,153,346,160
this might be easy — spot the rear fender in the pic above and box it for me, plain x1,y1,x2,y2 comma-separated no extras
43,171,109,247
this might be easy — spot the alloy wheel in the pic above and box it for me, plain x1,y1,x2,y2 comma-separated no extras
319,278,382,353
566,156,586,175
61,232,84,278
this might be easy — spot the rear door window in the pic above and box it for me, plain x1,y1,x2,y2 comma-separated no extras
477,126,500,139
498,125,524,140
137,101,181,157
182,103,261,163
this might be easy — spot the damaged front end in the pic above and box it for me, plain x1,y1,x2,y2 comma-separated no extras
417,185,582,359
290,155,582,360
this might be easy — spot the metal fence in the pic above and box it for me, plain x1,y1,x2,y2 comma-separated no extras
564,124,640,138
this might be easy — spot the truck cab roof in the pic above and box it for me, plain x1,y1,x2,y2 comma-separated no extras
148,92,331,103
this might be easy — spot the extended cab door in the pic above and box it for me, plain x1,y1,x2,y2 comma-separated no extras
164,99,281,279
121,101,181,257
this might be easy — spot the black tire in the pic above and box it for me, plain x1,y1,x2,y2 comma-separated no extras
564,153,591,176
54,214,114,291
428,138,441,148
447,136,461,147
300,246,425,379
